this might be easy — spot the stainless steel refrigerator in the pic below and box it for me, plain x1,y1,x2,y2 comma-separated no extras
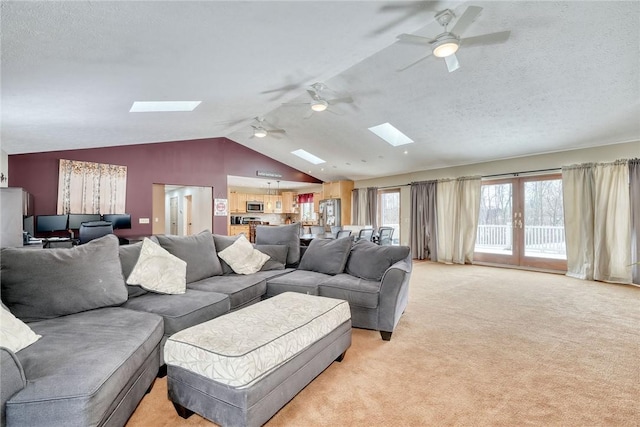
318,199,341,229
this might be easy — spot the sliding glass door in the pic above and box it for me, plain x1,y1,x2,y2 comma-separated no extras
474,175,567,270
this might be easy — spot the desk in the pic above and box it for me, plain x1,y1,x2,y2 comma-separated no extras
43,237,74,248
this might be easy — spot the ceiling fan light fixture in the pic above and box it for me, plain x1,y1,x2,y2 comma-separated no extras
311,99,329,112
253,126,268,138
432,35,459,58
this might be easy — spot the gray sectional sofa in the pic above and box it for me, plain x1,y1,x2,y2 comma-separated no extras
0,223,411,426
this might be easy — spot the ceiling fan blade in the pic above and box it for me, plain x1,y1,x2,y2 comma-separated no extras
450,5,482,35
460,30,511,47
444,54,460,72
397,53,433,72
269,129,286,134
396,33,436,45
282,101,311,106
328,96,354,105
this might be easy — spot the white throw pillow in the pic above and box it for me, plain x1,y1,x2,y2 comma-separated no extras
127,238,187,294
0,305,41,353
218,234,270,275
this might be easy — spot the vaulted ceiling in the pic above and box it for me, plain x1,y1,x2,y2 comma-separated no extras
2,1,639,182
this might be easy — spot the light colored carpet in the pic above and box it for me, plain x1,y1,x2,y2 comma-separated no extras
127,262,640,426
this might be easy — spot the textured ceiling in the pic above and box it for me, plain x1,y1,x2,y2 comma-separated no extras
2,1,639,183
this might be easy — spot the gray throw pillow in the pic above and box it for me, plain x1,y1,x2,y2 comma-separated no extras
255,244,288,271
298,237,352,275
0,234,128,322
255,223,301,266
155,230,222,283
212,234,241,275
345,240,410,281
118,242,148,298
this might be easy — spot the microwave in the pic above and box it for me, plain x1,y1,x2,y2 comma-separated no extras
246,201,264,213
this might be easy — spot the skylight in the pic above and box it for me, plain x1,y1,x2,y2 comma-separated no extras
129,101,201,112
291,149,325,165
368,122,414,146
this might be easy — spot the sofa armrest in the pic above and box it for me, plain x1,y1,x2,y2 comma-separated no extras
377,254,413,338
1,346,26,426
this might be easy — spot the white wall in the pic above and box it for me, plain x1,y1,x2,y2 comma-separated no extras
355,141,640,246
1,150,8,188
164,186,213,235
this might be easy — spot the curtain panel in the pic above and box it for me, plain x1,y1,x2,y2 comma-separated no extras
351,188,369,226
410,181,437,260
436,176,481,264
629,159,640,284
57,159,127,215
562,160,632,284
366,187,378,230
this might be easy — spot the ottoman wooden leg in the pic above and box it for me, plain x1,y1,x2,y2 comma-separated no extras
380,331,392,341
335,351,347,362
173,402,194,419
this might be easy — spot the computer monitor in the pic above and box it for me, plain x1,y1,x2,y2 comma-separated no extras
101,213,131,229
68,213,102,229
36,214,69,233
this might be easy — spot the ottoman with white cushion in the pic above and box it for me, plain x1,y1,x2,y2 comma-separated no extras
164,292,352,427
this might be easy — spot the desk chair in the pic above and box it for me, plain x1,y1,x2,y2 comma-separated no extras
376,227,394,246
330,226,342,237
79,221,114,244
355,228,374,242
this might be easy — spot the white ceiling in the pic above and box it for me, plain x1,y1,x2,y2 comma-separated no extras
2,1,639,183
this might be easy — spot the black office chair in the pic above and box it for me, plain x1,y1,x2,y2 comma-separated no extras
310,226,326,236
376,227,394,245
356,228,374,242
336,230,352,239
79,221,114,244
330,226,342,237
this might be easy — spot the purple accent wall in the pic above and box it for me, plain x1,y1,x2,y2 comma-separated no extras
8,137,321,236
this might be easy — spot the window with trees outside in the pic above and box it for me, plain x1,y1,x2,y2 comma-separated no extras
377,189,400,245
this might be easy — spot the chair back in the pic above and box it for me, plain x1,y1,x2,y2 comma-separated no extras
330,226,342,237
357,228,374,242
336,230,352,239
310,226,325,236
377,227,394,245
79,221,114,244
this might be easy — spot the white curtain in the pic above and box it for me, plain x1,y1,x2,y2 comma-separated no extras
436,177,481,264
562,160,631,283
351,188,369,226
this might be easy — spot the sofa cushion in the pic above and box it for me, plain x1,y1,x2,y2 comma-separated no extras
188,275,267,310
4,307,163,427
121,289,230,337
218,234,270,275
345,240,411,281
298,237,352,275
0,234,128,322
156,230,222,283
255,244,288,271
212,234,241,275
126,238,187,294
319,273,381,309
265,269,332,297
118,242,148,298
255,223,301,266
0,305,41,353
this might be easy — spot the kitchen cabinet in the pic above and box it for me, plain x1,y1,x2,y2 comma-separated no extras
321,180,353,226
229,192,248,213
229,225,250,237
313,192,321,213
281,191,296,214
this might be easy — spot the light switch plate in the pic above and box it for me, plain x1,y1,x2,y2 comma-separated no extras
139,218,150,224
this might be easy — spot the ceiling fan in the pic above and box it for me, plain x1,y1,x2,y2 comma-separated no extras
283,82,354,117
250,117,285,139
396,6,511,72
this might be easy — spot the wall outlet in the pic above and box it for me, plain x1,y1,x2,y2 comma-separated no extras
139,218,150,224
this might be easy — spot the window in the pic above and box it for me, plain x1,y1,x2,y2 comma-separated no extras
377,189,401,245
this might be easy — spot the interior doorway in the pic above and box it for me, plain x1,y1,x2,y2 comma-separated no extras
473,174,567,271
151,185,213,236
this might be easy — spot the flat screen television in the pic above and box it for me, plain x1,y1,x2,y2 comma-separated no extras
68,213,102,229
36,214,69,233
101,213,131,229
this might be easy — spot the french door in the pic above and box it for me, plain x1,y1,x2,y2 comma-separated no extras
474,174,567,271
